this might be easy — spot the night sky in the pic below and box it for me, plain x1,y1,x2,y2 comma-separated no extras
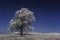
0,0,60,33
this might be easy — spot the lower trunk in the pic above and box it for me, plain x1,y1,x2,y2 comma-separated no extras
20,27,23,36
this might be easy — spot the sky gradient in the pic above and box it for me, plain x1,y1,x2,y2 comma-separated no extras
0,0,60,33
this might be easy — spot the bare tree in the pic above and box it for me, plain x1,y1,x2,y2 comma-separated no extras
9,8,36,36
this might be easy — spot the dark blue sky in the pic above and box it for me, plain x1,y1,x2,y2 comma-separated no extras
0,0,60,33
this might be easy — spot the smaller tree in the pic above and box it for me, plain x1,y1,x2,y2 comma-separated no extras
9,8,36,36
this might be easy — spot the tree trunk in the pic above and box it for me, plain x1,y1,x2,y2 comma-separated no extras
20,27,23,36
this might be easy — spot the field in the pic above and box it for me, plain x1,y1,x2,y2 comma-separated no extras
0,33,60,40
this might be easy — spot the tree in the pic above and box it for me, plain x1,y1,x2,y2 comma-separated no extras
9,8,36,36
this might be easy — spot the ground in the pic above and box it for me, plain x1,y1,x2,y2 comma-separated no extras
0,33,60,40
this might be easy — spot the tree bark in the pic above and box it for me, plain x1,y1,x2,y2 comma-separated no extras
20,27,23,36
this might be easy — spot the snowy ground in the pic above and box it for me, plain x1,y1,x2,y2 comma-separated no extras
0,33,60,40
